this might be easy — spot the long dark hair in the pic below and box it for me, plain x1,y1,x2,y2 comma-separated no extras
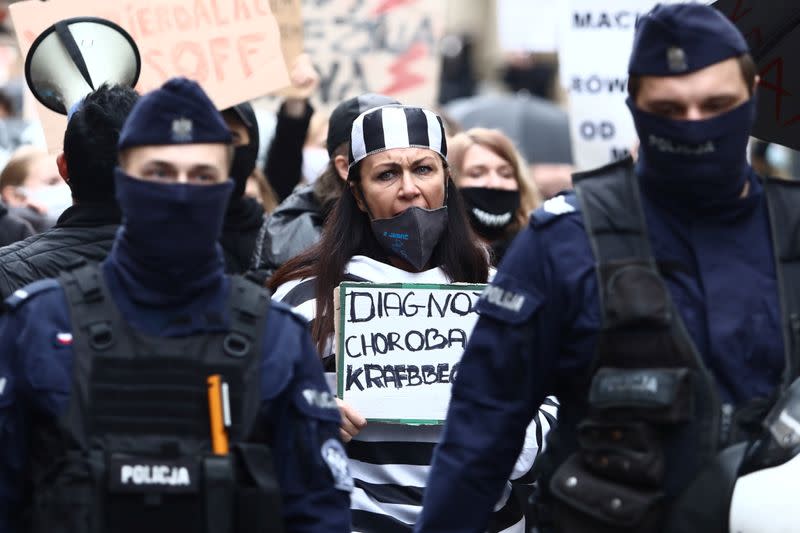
269,166,489,355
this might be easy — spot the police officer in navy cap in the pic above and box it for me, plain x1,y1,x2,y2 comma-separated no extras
0,77,351,532
417,3,800,532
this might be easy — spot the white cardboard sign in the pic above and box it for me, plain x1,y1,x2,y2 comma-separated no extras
335,282,485,424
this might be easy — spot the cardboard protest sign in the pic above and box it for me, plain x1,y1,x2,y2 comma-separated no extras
558,0,683,170
497,0,560,53
271,0,303,67
9,0,290,151
713,0,800,151
335,282,486,424
303,0,444,112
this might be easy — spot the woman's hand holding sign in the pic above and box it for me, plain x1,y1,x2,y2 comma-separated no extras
337,398,367,443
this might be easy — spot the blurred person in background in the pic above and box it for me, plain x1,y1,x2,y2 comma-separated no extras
250,93,399,281
750,140,794,179
264,53,320,203
448,128,540,264
445,90,574,200
0,184,31,246
0,84,138,298
301,109,331,185
0,89,13,118
245,167,279,212
270,104,555,533
0,146,65,231
219,101,265,274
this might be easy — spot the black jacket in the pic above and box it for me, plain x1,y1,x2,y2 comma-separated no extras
0,202,120,299
250,185,323,280
265,102,313,203
0,203,33,248
220,195,265,274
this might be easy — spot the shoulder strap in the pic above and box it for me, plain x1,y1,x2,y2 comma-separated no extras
573,158,707,373
59,263,123,352
58,263,127,449
225,275,271,359
573,157,655,265
226,275,272,441
763,177,800,387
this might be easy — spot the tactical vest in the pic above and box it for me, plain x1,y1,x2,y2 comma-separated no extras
25,264,283,533
537,158,800,533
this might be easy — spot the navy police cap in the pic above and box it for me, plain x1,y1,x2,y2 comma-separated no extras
118,77,231,151
629,3,749,76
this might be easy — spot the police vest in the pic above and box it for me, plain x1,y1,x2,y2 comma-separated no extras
25,264,284,533
537,158,800,533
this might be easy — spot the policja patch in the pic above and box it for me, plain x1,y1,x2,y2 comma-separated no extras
321,438,353,492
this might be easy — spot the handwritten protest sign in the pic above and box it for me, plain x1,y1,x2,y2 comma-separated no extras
9,0,290,151
303,0,443,112
335,282,485,424
713,0,800,151
559,0,684,170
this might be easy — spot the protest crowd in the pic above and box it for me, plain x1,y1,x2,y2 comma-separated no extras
1,1,800,532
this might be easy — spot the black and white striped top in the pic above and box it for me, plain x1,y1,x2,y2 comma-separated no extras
273,256,558,533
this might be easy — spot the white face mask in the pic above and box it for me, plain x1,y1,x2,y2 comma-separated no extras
21,182,73,218
302,147,330,184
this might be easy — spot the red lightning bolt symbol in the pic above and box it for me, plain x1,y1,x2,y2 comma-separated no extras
372,0,417,16
379,43,428,96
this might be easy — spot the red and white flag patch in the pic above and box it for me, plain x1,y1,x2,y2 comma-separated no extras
55,332,73,346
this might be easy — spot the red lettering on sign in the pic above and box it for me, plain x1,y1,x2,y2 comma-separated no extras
156,6,172,33
745,27,763,48
380,43,427,96
781,114,800,128
143,49,169,81
758,57,792,122
209,37,230,81
194,0,213,28
729,0,752,23
237,33,266,77
253,0,271,16
137,8,157,38
233,0,252,20
173,41,209,81
210,0,230,25
174,5,194,31
372,0,416,16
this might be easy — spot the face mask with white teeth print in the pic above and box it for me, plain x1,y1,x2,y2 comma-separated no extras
459,187,520,240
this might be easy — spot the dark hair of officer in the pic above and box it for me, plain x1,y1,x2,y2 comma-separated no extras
62,84,139,203
628,53,757,99
270,154,488,357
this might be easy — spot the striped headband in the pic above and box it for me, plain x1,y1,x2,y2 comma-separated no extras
348,104,447,177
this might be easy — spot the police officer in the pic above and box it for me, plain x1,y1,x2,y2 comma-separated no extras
0,78,351,532
417,4,800,532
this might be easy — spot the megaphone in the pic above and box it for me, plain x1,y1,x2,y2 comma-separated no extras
25,17,140,115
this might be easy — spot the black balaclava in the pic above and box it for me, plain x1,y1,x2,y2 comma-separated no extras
227,102,260,198
109,77,233,311
627,3,754,212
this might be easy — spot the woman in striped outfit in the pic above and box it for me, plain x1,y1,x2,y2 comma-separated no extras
270,104,557,532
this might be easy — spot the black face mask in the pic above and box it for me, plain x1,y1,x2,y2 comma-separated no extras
230,143,258,198
370,206,449,271
629,96,756,211
459,187,520,240
228,103,260,198
111,169,233,305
